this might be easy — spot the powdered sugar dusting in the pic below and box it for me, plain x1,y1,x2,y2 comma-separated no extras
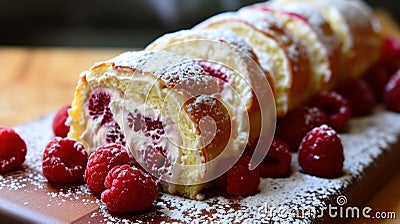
236,9,305,73
1,108,400,222
149,29,255,58
104,51,218,96
266,1,341,57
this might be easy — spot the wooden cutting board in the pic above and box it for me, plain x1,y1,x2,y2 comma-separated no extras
0,108,398,223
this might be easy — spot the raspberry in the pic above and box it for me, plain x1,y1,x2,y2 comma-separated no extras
0,127,27,173
384,69,400,113
52,104,71,137
84,143,130,195
335,78,375,117
298,125,344,178
276,106,327,151
362,64,391,101
224,157,260,196
101,164,158,213
258,138,292,178
379,36,400,71
309,91,351,132
42,137,88,185
380,36,400,60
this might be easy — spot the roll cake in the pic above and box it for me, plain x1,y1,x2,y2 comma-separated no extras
66,0,384,200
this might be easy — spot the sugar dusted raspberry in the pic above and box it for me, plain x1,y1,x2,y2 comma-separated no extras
384,69,400,113
335,78,375,117
0,127,27,173
52,104,71,137
309,91,351,132
258,138,292,178
42,137,88,184
298,125,344,178
101,164,158,213
276,106,327,151
84,143,130,195
225,157,260,196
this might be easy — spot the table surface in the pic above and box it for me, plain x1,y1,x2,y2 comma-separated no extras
0,11,399,224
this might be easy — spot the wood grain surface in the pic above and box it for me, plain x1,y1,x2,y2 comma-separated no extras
0,10,399,224
0,47,127,127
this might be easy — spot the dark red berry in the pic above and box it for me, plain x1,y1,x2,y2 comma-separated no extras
309,91,351,132
298,125,344,178
276,106,327,151
225,157,260,196
42,137,88,185
0,127,27,173
85,143,130,195
258,138,291,178
380,36,400,60
362,64,391,101
52,104,71,137
101,164,158,213
335,78,375,117
384,69,400,113
377,36,400,76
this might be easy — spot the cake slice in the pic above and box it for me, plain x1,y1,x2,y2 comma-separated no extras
67,50,237,199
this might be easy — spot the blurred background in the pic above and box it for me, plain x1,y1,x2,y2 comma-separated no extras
0,0,398,48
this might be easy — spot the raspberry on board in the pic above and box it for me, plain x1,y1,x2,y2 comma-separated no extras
42,137,88,185
84,143,130,195
52,104,71,137
380,36,400,60
384,69,400,113
362,64,391,102
225,157,260,196
0,127,27,173
309,91,351,132
276,106,327,151
101,164,158,213
258,138,292,178
298,125,344,178
335,78,375,117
